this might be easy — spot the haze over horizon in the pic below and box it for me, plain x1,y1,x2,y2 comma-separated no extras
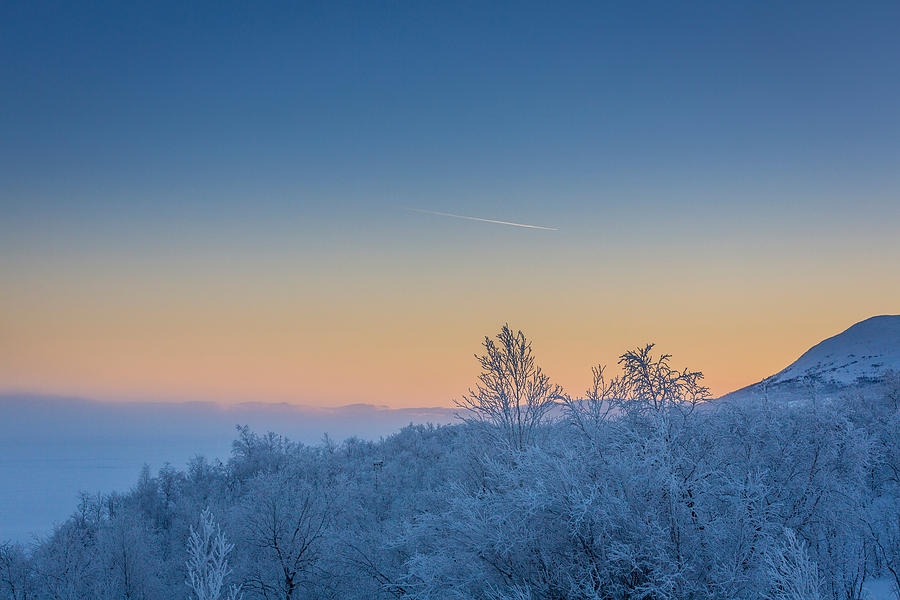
3,2,899,408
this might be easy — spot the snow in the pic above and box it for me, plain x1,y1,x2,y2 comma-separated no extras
863,577,899,600
767,315,900,386
3,323,900,599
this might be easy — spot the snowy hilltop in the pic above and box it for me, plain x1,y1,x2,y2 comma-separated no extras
722,314,900,403
770,315,900,386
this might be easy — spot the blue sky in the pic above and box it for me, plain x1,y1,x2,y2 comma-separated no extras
1,1,898,404
4,1,897,219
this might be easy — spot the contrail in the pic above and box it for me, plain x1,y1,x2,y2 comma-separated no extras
408,208,558,231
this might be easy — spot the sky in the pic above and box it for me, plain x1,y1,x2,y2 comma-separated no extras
1,1,899,407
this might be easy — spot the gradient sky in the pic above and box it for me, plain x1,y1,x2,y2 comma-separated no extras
2,1,899,407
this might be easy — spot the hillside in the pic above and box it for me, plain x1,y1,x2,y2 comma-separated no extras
722,315,900,402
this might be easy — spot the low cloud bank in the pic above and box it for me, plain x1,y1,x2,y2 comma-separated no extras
0,394,455,543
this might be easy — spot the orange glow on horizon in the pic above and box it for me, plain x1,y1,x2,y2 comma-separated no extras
3,215,899,408
3,264,896,407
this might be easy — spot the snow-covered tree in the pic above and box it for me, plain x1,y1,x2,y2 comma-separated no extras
239,473,332,600
0,543,34,600
4,325,899,600
186,508,241,600
455,324,562,451
764,529,821,600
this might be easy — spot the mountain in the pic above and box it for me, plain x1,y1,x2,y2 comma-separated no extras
767,315,900,386
721,315,900,402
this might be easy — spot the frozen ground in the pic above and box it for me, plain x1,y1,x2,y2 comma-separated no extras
864,577,899,600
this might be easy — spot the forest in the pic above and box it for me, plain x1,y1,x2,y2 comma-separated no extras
1,325,898,600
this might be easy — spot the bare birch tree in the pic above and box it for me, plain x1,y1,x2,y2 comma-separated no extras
455,324,562,451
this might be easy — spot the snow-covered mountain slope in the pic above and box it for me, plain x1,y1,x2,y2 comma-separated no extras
768,315,900,386
720,315,900,402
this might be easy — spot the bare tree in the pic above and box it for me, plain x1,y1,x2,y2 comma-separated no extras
565,343,710,438
31,521,92,600
455,324,562,451
616,343,710,413
242,474,332,600
881,370,900,412
0,542,34,600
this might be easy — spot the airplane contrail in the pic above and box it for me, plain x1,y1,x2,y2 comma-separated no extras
408,208,559,231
